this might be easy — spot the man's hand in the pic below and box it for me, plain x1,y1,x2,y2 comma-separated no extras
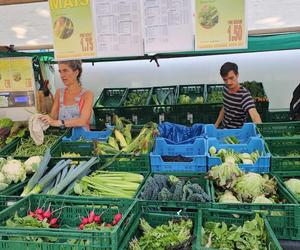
248,108,262,124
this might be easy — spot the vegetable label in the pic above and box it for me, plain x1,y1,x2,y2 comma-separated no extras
195,0,247,50
49,0,97,60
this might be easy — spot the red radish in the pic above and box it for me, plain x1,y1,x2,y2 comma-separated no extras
43,211,51,219
114,213,122,223
49,218,58,225
28,211,35,217
106,223,112,228
35,208,43,214
50,223,59,228
37,215,44,221
88,217,93,223
112,220,117,225
93,215,100,223
89,211,95,220
82,217,89,225
79,224,84,230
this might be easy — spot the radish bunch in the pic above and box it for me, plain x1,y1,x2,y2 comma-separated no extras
28,207,59,228
79,210,123,230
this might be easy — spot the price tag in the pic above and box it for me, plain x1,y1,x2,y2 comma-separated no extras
187,113,193,124
227,19,243,42
132,114,138,125
80,33,94,52
159,113,165,124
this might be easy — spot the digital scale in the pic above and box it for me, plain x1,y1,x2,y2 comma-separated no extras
0,91,36,121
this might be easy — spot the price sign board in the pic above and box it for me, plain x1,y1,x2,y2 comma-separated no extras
195,0,247,50
49,0,97,60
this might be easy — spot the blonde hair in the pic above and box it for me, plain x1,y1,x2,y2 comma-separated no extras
58,60,82,84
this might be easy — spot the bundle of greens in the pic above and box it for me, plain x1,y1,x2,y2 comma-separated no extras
202,214,268,249
140,174,210,202
129,218,193,250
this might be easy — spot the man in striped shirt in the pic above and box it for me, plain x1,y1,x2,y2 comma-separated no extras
215,62,262,128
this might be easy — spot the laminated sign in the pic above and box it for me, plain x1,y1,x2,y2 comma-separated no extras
195,0,247,50
49,0,97,60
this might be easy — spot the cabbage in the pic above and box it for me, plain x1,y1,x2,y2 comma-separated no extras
1,160,26,183
219,190,240,203
233,173,277,202
193,96,204,104
284,178,300,198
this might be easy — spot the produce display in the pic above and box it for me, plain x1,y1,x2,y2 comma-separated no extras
0,118,27,148
0,156,41,191
202,214,269,249
284,178,300,199
151,88,176,106
140,174,210,202
124,90,150,106
206,89,223,103
178,94,204,104
209,146,261,165
74,171,144,198
129,218,193,250
96,116,158,155
206,163,281,204
242,81,269,102
14,134,60,157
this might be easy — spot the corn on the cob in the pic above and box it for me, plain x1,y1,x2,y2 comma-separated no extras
124,124,132,144
108,136,119,150
114,129,127,148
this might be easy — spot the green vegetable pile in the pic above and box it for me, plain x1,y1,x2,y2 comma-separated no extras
74,171,144,198
0,119,27,148
140,174,210,202
178,94,204,104
206,163,279,204
13,134,60,157
242,81,268,102
284,178,300,200
129,218,193,250
207,89,223,103
124,90,150,106
209,146,261,165
152,88,176,106
202,214,268,249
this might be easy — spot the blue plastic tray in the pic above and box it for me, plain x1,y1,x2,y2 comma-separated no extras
205,123,259,143
62,127,113,142
207,137,270,173
150,137,207,172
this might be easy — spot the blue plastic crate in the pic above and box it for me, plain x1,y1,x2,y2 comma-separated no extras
207,137,270,173
205,122,259,143
62,127,113,142
150,137,207,172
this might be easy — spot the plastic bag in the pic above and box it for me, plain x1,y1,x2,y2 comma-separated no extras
158,122,205,144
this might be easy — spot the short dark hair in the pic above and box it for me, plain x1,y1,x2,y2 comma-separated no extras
220,62,238,77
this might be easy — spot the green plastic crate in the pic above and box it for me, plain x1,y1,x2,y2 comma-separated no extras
265,137,300,172
0,195,136,249
210,176,300,240
93,88,128,128
137,173,211,210
119,201,201,250
257,121,300,138
0,180,28,196
0,128,69,159
175,84,206,124
0,196,21,212
266,110,291,122
200,208,282,250
274,171,300,203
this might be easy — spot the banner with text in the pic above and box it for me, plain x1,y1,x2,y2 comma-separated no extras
49,0,97,60
195,0,247,51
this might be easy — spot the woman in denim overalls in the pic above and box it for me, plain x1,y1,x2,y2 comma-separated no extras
39,60,93,129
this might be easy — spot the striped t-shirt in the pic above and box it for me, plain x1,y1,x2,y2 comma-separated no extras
222,85,255,128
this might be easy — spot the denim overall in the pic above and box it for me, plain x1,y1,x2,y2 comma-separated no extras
58,88,86,121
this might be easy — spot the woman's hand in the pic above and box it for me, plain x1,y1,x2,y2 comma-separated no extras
39,115,61,127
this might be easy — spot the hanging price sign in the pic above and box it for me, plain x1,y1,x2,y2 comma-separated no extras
195,0,247,51
49,0,96,60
